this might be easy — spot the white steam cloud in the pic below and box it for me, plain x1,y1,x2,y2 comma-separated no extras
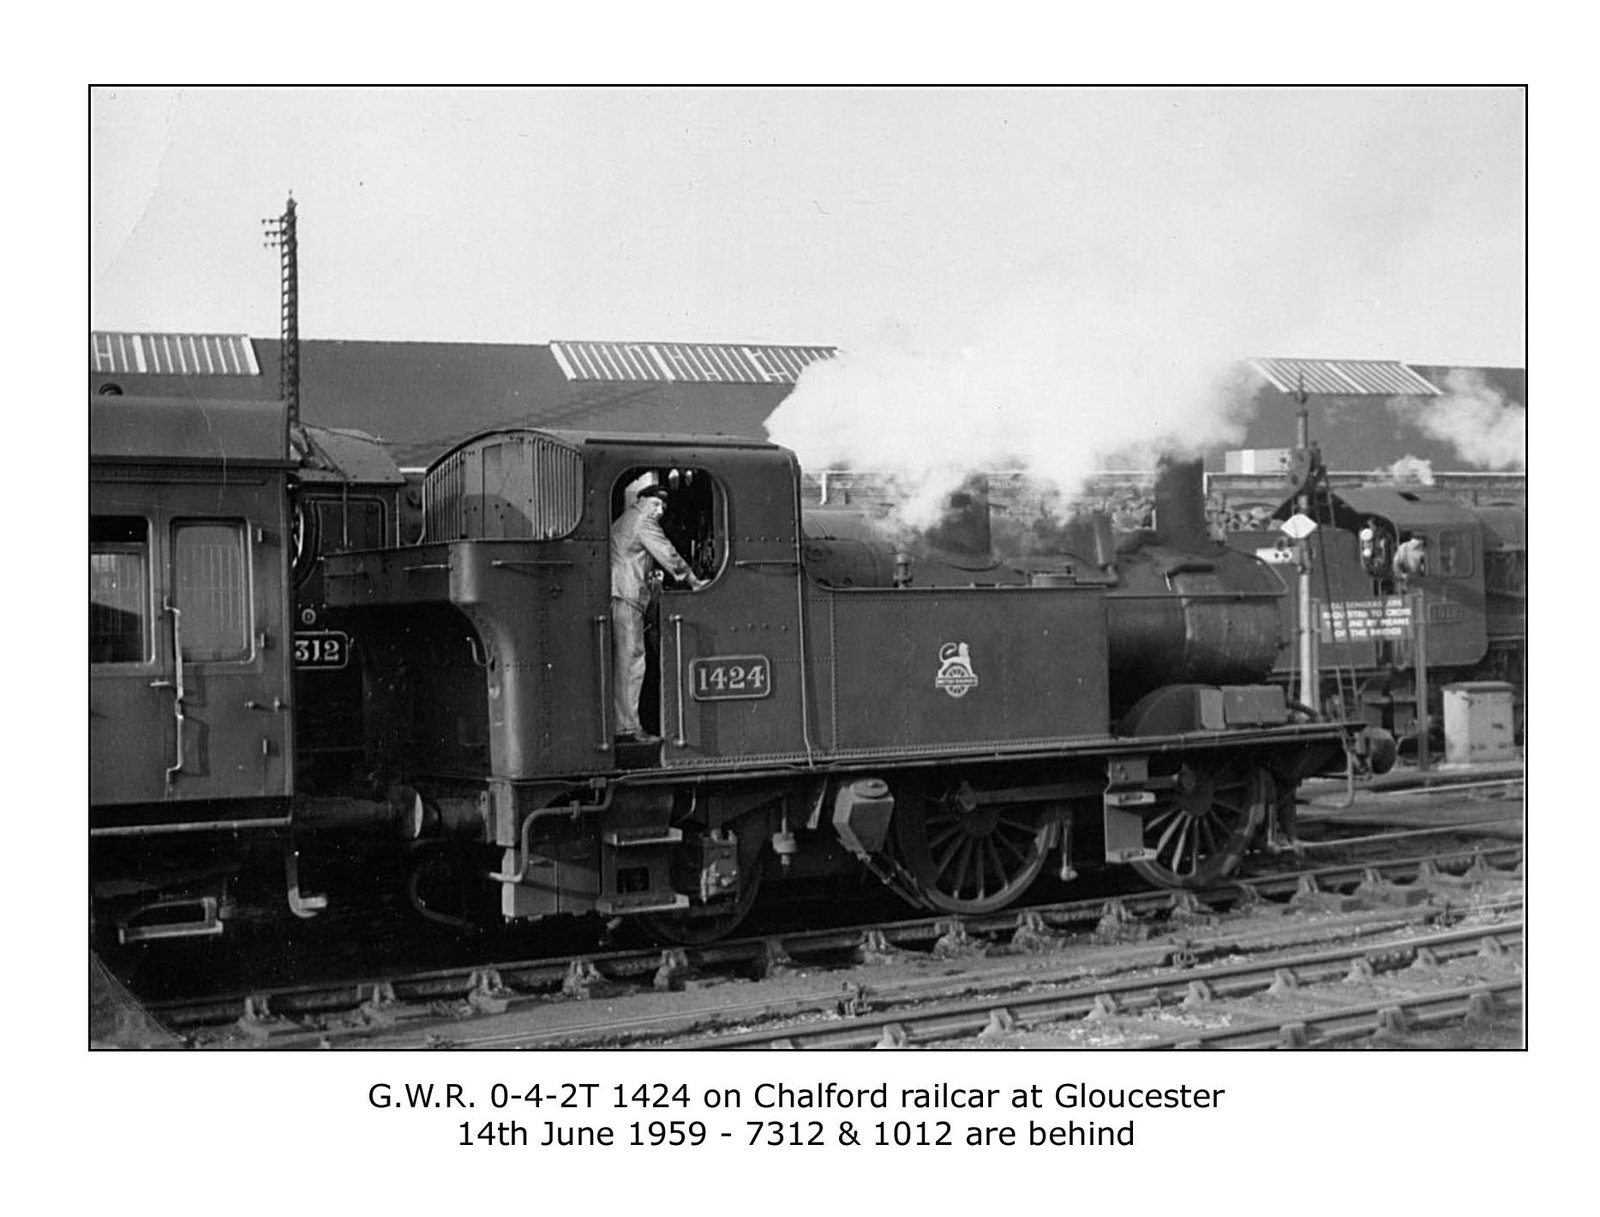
761,91,1522,526
1385,455,1436,485
1391,369,1525,470
765,279,1258,531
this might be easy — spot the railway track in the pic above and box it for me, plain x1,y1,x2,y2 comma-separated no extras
404,893,1523,1050
148,841,1522,1047
673,915,1524,1050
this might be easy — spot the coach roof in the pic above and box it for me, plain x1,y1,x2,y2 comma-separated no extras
90,395,291,466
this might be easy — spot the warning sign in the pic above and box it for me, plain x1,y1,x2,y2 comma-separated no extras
1320,597,1413,641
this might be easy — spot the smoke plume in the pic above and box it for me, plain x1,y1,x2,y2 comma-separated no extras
764,279,1260,532
760,91,1522,528
1391,369,1525,469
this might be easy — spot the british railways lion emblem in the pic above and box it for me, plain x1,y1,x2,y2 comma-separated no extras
935,642,979,698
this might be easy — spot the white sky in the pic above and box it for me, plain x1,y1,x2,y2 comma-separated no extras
91,86,1525,367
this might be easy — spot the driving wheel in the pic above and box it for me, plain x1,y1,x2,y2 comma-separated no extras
1130,758,1271,889
894,778,1053,914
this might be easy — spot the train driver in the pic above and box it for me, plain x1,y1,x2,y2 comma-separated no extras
1392,534,1429,584
610,483,706,745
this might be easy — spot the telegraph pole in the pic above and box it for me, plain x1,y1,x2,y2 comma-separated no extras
262,195,300,428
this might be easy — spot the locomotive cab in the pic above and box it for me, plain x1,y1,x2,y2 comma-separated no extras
1240,483,1505,744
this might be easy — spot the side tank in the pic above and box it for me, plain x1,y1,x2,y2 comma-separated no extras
799,460,1287,712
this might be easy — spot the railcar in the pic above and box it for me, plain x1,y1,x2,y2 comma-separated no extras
320,428,1359,942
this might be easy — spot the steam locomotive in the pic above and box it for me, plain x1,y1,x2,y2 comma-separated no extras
1225,470,1525,749
90,396,1363,946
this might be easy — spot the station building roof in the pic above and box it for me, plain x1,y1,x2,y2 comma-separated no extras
90,334,829,468
89,333,1522,475
1235,358,1525,475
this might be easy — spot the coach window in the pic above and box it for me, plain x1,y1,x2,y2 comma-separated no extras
172,521,251,661
90,516,151,664
613,466,723,584
1435,528,1475,579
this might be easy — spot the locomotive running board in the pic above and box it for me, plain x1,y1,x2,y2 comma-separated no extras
594,893,690,915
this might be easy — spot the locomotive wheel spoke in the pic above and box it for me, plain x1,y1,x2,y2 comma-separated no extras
894,779,1053,915
995,831,1029,867
1132,760,1272,890
927,822,965,851
933,834,966,874
950,841,974,894
1146,807,1180,832
1171,819,1193,875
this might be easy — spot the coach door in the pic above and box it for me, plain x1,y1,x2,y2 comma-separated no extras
90,505,168,807
92,474,293,809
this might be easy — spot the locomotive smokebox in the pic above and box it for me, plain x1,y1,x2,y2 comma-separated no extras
1105,457,1286,709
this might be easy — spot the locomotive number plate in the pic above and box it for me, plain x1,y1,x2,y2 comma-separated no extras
688,654,771,701
293,630,350,670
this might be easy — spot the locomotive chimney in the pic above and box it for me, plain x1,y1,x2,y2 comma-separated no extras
924,477,993,559
1152,457,1210,550
1062,511,1117,570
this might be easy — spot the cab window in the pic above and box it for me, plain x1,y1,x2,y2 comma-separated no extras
90,516,150,664
613,466,722,584
1486,548,1526,597
1435,528,1475,578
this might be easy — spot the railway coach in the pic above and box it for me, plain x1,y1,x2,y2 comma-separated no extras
89,394,413,941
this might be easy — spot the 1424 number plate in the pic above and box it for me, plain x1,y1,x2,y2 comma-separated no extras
688,654,771,701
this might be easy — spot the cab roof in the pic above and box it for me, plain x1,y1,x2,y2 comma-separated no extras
1332,485,1482,529
425,426,784,472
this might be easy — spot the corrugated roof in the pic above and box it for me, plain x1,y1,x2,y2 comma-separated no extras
1249,358,1439,397
91,332,260,377
551,341,834,384
1411,364,1525,407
